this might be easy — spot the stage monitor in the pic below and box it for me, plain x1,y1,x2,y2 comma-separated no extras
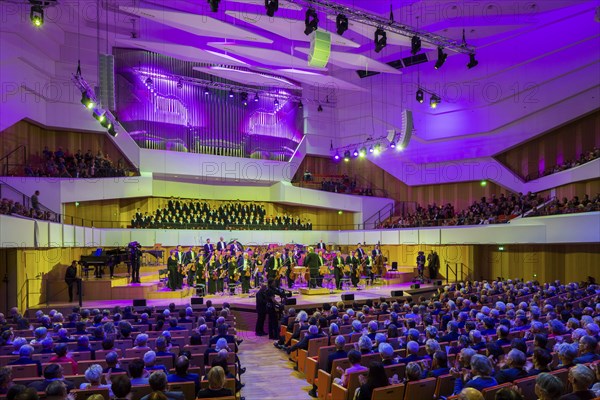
391,262,398,271
434,280,443,286
391,290,403,297
410,283,420,289
133,299,146,307
341,293,354,301
191,297,204,305
285,298,297,305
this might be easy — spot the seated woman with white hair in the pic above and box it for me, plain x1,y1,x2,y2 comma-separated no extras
80,364,112,396
562,364,596,400
133,333,151,351
144,351,168,374
452,354,498,395
357,335,373,355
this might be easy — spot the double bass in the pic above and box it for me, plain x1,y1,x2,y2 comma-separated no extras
373,254,386,276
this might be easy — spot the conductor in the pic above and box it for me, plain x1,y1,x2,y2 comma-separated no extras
303,246,320,288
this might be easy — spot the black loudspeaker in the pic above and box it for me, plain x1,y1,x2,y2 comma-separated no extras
191,297,204,305
341,293,354,301
391,262,398,270
410,284,420,289
285,298,297,305
133,299,146,307
434,280,443,286
391,290,404,297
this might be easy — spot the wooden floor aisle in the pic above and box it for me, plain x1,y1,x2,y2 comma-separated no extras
237,330,314,400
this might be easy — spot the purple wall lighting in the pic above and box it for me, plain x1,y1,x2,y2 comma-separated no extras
113,49,303,161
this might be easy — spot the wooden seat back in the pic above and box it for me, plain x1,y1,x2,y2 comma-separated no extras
372,384,405,400
166,381,195,400
403,377,436,400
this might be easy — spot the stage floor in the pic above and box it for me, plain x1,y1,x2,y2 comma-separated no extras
32,281,437,313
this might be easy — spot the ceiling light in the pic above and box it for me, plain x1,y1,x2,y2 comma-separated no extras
100,118,112,129
30,5,44,27
80,92,94,109
204,87,210,96
416,89,424,103
373,144,381,155
265,0,278,17
411,35,421,55
108,125,118,137
176,79,183,89
336,14,348,36
359,147,366,158
480,180,488,187
333,153,340,161
352,149,359,158
254,93,259,102
390,141,396,149
241,92,248,106
467,53,479,69
145,77,153,86
274,98,279,106
344,151,351,162
374,28,387,53
304,8,319,36
298,100,303,109
229,90,234,98
317,104,323,112
368,146,374,154
430,94,441,109
208,0,220,12
93,112,106,123
434,47,448,69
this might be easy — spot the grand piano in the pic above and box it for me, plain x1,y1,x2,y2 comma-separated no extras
79,248,129,278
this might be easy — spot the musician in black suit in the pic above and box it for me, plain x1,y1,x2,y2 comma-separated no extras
129,242,142,283
283,250,294,289
216,237,228,253
316,240,327,251
238,252,252,294
230,240,242,255
356,243,366,259
346,251,360,287
65,261,81,302
266,252,282,286
332,250,345,290
427,250,440,280
184,246,196,285
203,239,214,255
372,244,382,258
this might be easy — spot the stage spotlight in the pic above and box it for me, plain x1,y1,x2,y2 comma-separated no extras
434,47,448,69
343,150,351,162
204,87,210,96
374,28,387,53
411,35,421,55
480,180,488,187
80,92,95,109
93,111,106,123
208,0,220,12
254,93,259,102
333,152,340,161
304,8,319,36
298,100,303,109
228,90,234,98
241,92,248,106
265,0,278,17
467,53,479,69
359,147,366,158
352,149,359,158
317,104,323,112
373,144,381,155
108,125,118,137
145,77,153,86
336,14,348,36
274,98,279,106
416,89,424,103
30,5,43,27
368,145,374,154
100,118,112,130
430,94,441,109
176,79,183,89
390,141,396,149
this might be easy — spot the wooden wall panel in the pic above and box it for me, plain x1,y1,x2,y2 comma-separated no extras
553,179,600,201
0,120,135,173
495,110,600,179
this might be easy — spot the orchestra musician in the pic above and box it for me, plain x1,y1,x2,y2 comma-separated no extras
194,249,206,287
207,254,218,295
266,251,282,287
303,246,319,288
356,243,366,259
316,240,327,251
416,251,426,281
203,239,214,255
238,252,252,294
230,240,242,255
372,244,382,257
184,246,196,285
332,250,345,290
216,237,228,252
363,253,374,285
253,252,264,288
283,249,294,289
346,250,360,288
216,253,226,293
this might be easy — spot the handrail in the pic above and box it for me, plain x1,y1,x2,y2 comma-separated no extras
0,181,60,222
363,202,394,230
445,262,457,284
0,145,26,176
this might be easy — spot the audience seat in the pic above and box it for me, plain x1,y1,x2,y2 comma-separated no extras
128,384,152,400
330,369,368,400
372,384,405,400
200,377,236,394
317,369,332,400
165,381,195,400
482,383,513,400
71,387,110,400
403,377,436,400
7,364,39,378
514,375,537,400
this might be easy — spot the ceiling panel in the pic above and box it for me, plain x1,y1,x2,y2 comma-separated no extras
226,11,361,48
208,42,326,70
115,39,250,66
192,66,302,89
276,69,367,92
119,6,273,43
294,47,402,74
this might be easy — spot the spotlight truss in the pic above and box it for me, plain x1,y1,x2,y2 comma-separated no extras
416,87,441,108
285,0,475,55
374,28,387,53
434,47,448,69
331,132,404,161
72,73,119,138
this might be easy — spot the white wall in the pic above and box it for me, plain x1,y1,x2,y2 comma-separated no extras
2,212,597,249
